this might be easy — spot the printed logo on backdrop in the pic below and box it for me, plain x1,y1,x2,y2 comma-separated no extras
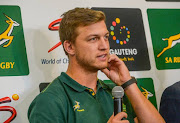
137,78,157,109
0,6,29,76
40,18,69,65
92,8,150,71
0,94,19,122
104,78,157,109
147,9,180,70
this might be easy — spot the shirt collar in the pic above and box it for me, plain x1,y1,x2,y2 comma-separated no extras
98,79,117,90
58,72,86,92
97,79,107,90
58,72,108,92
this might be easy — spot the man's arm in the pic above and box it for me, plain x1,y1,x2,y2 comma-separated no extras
101,54,165,123
124,83,164,123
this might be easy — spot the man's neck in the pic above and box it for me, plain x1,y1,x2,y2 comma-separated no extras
66,64,98,92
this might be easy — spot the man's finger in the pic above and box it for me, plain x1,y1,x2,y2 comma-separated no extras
101,68,110,78
108,54,121,63
119,120,129,123
107,114,114,123
114,112,128,120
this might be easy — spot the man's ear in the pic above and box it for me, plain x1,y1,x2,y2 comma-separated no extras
63,40,75,56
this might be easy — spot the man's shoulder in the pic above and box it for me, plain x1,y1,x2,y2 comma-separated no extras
28,76,68,117
28,82,68,122
166,81,180,92
41,76,64,93
34,76,67,103
162,81,180,99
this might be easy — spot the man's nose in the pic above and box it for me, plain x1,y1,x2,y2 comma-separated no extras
99,38,109,50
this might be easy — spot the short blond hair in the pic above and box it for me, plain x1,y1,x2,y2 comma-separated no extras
59,7,106,55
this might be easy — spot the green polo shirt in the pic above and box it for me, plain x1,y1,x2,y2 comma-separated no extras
28,72,135,123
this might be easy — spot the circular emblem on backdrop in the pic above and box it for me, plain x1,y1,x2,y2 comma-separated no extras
110,18,131,45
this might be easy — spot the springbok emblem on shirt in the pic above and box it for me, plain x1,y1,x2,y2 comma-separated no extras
0,14,20,47
141,86,153,99
157,33,180,57
73,101,85,112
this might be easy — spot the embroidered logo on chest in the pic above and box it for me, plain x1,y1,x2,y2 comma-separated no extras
73,101,85,112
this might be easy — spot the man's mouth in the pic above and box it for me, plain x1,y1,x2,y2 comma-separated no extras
98,54,106,58
97,54,108,61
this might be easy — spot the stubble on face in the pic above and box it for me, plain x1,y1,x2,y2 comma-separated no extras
73,21,110,72
75,51,109,72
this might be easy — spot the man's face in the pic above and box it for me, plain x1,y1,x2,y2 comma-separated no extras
73,20,110,72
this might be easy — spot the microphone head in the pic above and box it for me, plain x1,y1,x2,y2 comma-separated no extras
112,86,124,98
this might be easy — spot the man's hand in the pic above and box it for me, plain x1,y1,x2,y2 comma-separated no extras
107,112,129,123
101,54,131,85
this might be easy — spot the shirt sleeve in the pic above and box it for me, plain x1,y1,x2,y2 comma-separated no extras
28,92,66,123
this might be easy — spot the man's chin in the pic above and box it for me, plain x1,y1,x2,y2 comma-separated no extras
97,64,108,70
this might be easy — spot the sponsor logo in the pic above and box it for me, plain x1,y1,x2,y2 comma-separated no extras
140,86,153,99
157,33,180,58
110,18,131,45
41,18,69,65
148,9,180,69
41,58,69,65
40,18,69,65
138,78,157,109
109,17,137,61
109,17,137,58
92,8,150,71
0,94,19,122
0,62,15,69
73,101,85,112
48,19,62,53
0,6,29,76
0,14,18,70
0,14,20,47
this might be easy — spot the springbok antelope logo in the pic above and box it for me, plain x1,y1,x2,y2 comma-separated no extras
0,14,20,47
73,101,85,112
157,33,180,58
141,86,153,99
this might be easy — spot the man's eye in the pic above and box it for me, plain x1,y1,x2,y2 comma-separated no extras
90,37,98,41
104,35,109,40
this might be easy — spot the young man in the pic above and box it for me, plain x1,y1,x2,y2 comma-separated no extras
28,8,165,123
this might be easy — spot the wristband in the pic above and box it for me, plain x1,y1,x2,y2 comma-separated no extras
121,77,137,89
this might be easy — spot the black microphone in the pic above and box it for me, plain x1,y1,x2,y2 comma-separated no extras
112,86,124,116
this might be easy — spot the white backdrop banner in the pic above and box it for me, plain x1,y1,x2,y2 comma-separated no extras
0,0,180,122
